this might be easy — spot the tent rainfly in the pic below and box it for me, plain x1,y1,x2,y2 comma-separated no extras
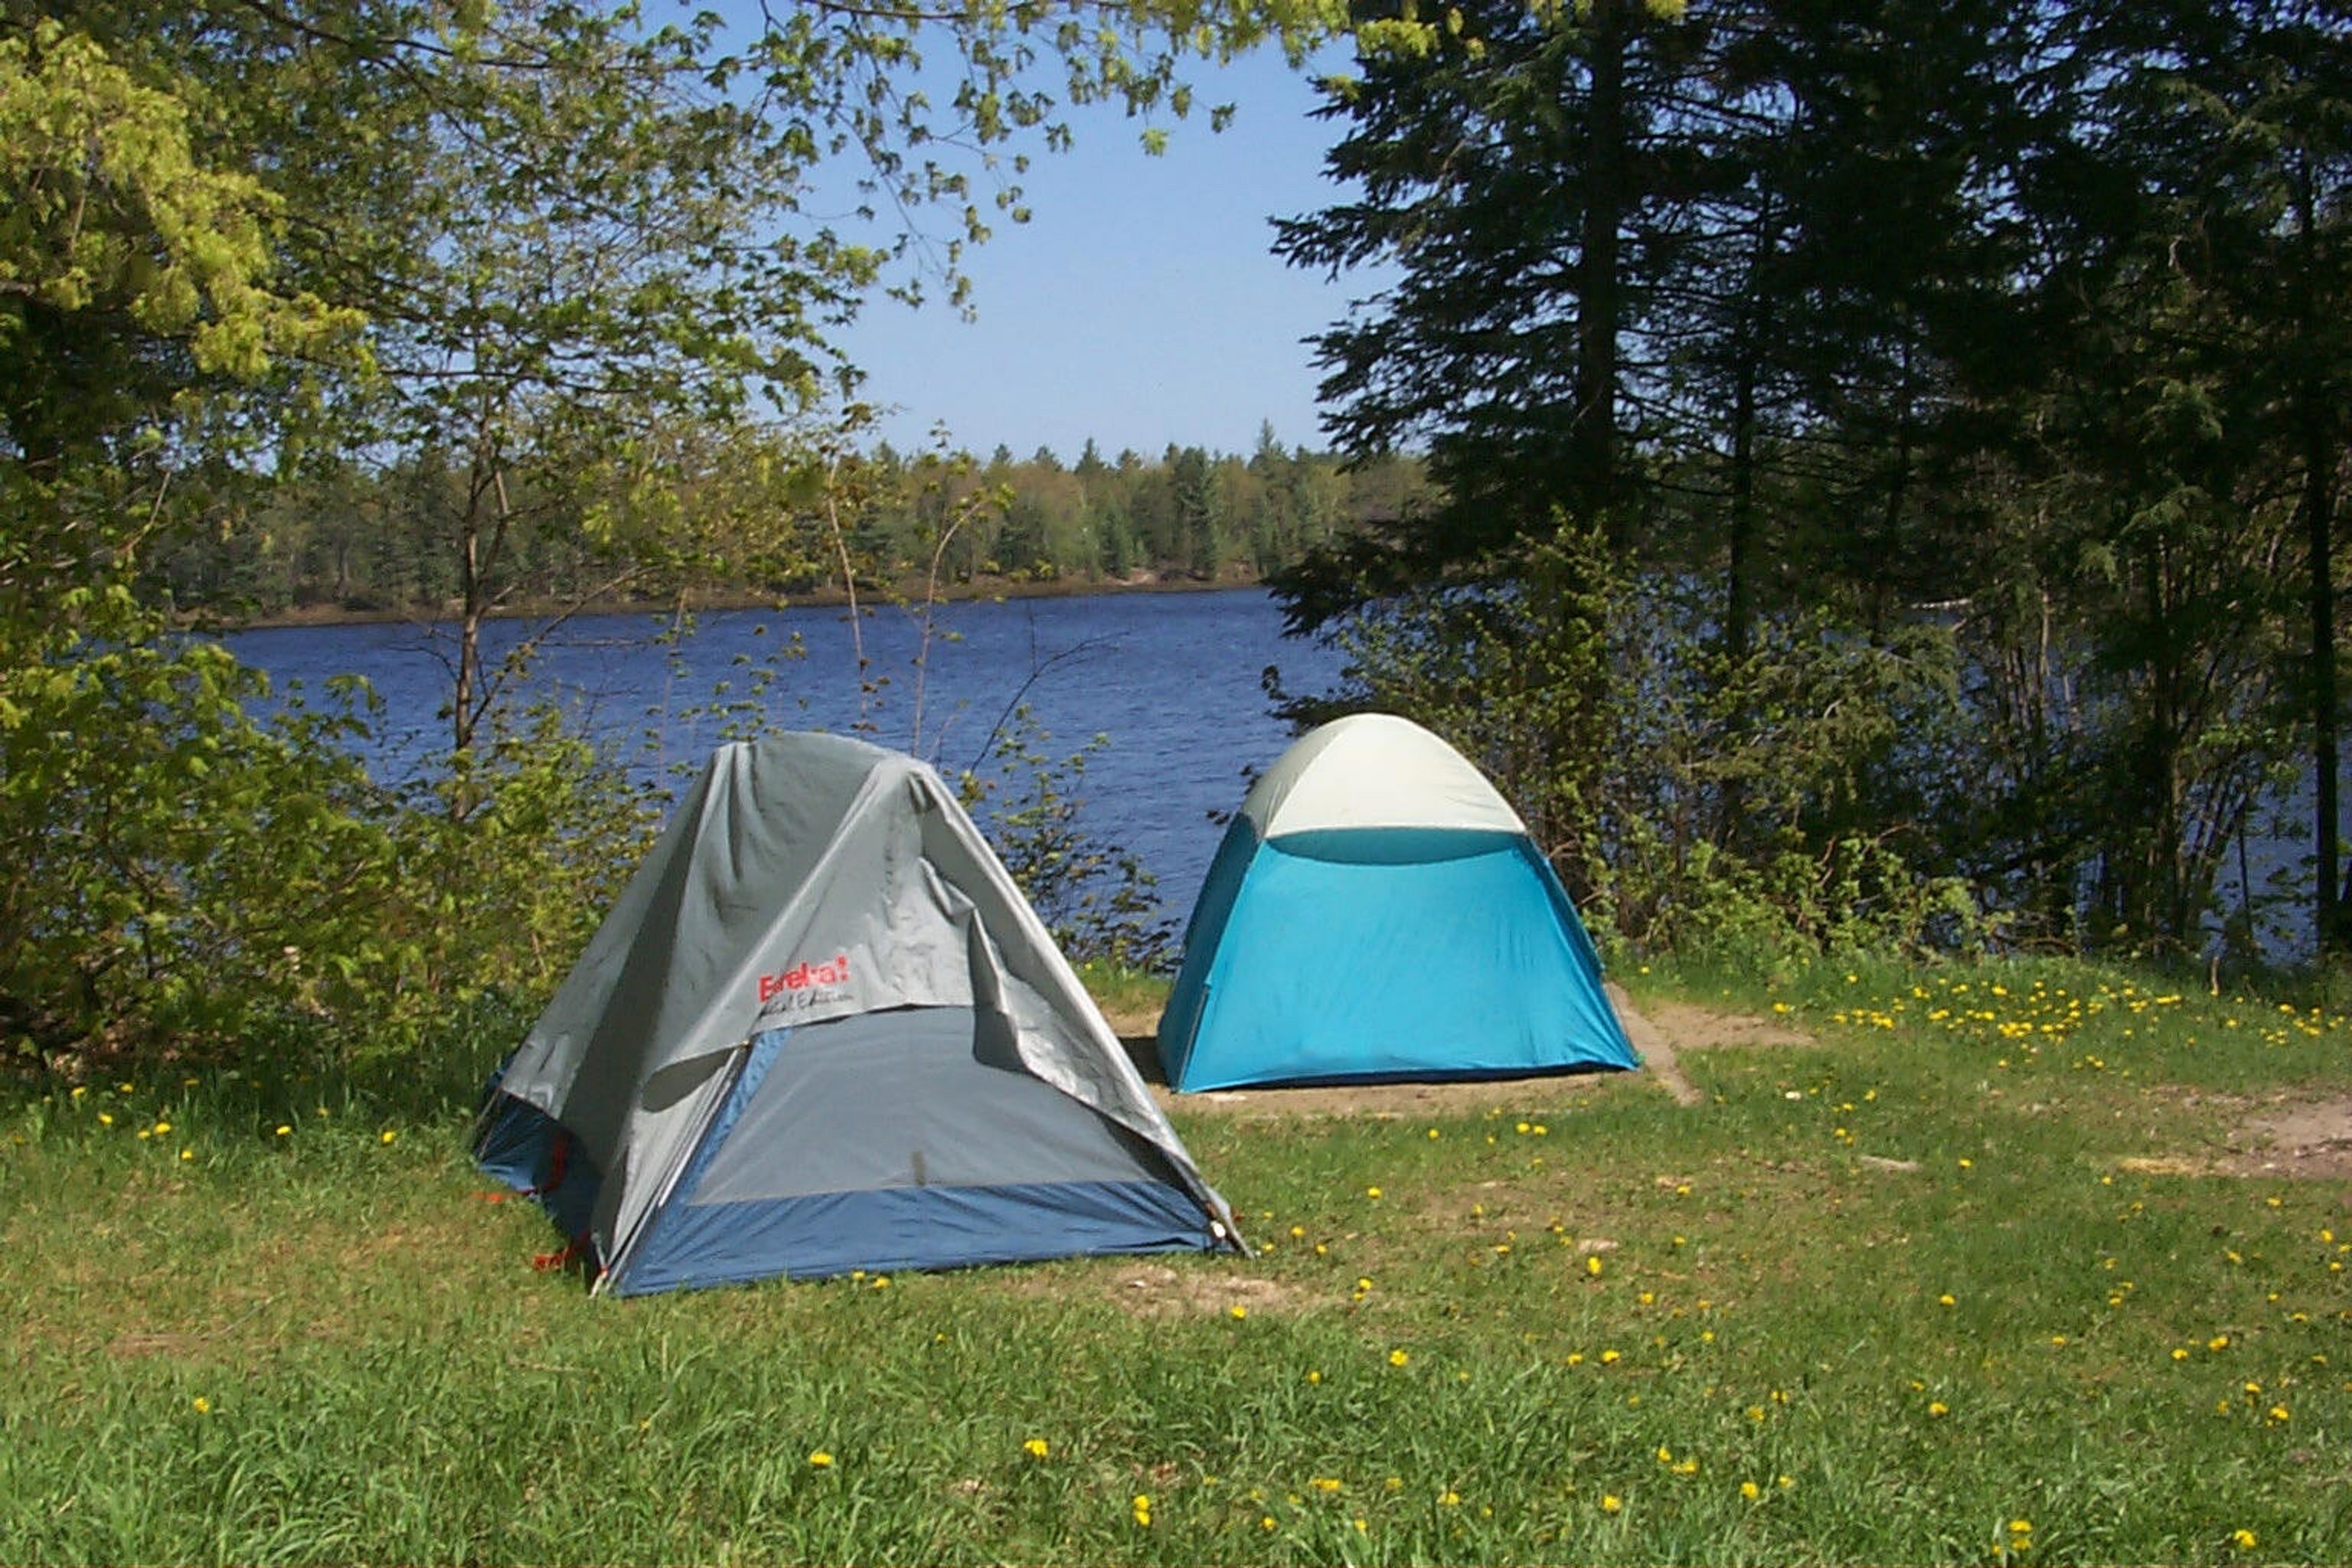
1157,713,1640,1092
477,730,1240,1295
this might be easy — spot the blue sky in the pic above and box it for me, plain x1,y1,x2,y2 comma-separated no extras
835,47,1382,463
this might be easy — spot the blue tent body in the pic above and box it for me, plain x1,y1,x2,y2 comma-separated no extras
481,1008,1217,1295
1158,715,1639,1093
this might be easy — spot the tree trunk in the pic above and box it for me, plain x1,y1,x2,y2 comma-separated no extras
1729,363,1756,662
2292,166,2348,961
2308,411,2344,956
1575,0,1628,541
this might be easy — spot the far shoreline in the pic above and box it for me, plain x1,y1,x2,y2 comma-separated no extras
211,568,1270,634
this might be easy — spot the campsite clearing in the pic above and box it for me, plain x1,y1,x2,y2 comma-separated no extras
5,957,2349,1564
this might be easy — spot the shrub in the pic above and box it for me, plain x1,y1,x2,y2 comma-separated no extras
1276,524,1986,969
960,707,1177,972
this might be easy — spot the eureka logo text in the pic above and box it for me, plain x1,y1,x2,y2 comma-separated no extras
756,952,850,1005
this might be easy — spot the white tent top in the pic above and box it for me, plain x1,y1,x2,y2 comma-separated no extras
1239,714,1527,839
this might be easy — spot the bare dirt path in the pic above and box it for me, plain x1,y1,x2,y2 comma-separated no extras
1109,983,1811,1119
1111,984,2347,1183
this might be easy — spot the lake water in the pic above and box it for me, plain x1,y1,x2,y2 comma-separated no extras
227,589,1341,915
226,590,2324,965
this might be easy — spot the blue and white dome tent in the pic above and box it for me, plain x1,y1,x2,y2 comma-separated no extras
1157,714,1641,1092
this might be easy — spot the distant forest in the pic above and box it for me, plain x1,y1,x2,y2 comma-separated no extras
151,431,1429,621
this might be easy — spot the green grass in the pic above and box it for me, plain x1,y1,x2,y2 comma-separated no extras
5,958,2349,1563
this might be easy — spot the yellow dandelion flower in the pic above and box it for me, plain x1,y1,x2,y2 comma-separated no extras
2171,1348,2189,1361
1305,1369,1321,1384
808,1450,834,1467
1388,1348,1410,1367
1939,1293,1956,1307
1365,1186,1383,1199
1439,1490,1461,1506
1023,1438,1048,1458
1929,1401,1949,1416
179,1148,192,1162
1586,1255,1605,1277
2269,1404,2289,1422
1740,1480,1760,1500
2210,1334,2231,1351
2010,1518,2032,1534
2233,1529,2258,1549
380,1129,397,1145
1312,1478,1341,1493
1599,1348,1621,1364
98,1113,113,1126
274,1125,291,1137
191,1396,211,1414
1260,1516,1276,1531
1229,1304,1248,1320
153,1120,170,1135
1601,1494,1622,1513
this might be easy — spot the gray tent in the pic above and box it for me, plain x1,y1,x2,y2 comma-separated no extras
476,730,1240,1294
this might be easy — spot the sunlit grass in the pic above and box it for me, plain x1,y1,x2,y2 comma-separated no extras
4,956,2347,1563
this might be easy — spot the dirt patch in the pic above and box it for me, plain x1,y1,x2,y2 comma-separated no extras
2226,1093,2352,1182
2115,1092,2352,1183
2115,1155,2216,1178
1100,1000,1164,1042
1118,984,1813,1118
1148,1072,1626,1122
1612,985,1697,1107
1619,988,1815,1052
1104,1264,1314,1319
998,1260,1325,1320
